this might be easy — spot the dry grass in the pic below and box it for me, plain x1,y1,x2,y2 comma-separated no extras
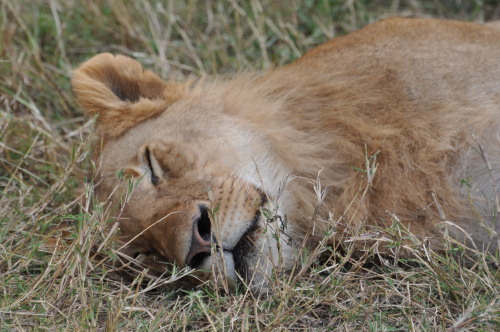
1,0,499,330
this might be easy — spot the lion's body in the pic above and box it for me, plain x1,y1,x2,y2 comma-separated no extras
73,17,500,289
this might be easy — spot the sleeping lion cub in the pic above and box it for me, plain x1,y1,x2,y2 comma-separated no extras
72,17,499,291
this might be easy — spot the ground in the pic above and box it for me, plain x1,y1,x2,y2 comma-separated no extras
1,0,499,330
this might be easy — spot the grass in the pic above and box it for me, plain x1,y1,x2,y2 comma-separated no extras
1,0,500,330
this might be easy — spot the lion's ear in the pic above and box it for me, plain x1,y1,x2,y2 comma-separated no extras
72,53,186,139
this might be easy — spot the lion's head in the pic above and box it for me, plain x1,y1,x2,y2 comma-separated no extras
72,53,296,291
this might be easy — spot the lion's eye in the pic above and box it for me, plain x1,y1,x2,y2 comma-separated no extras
144,147,162,185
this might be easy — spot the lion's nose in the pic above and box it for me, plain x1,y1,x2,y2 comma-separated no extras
185,205,212,268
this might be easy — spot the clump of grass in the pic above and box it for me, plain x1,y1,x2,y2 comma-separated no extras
1,0,499,330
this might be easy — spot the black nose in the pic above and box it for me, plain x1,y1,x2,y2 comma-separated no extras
185,205,212,268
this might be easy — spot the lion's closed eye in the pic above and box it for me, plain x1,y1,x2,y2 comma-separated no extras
142,146,164,185
136,142,191,185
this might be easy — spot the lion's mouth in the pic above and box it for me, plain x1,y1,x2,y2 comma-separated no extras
232,215,261,280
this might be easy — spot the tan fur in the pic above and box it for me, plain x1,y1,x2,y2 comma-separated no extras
72,17,500,290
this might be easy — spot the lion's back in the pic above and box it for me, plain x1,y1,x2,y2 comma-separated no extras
257,17,500,250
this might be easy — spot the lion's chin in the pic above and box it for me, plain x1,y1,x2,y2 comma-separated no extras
195,249,274,292
194,251,237,289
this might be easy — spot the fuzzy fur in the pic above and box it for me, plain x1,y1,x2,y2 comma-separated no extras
72,17,500,289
